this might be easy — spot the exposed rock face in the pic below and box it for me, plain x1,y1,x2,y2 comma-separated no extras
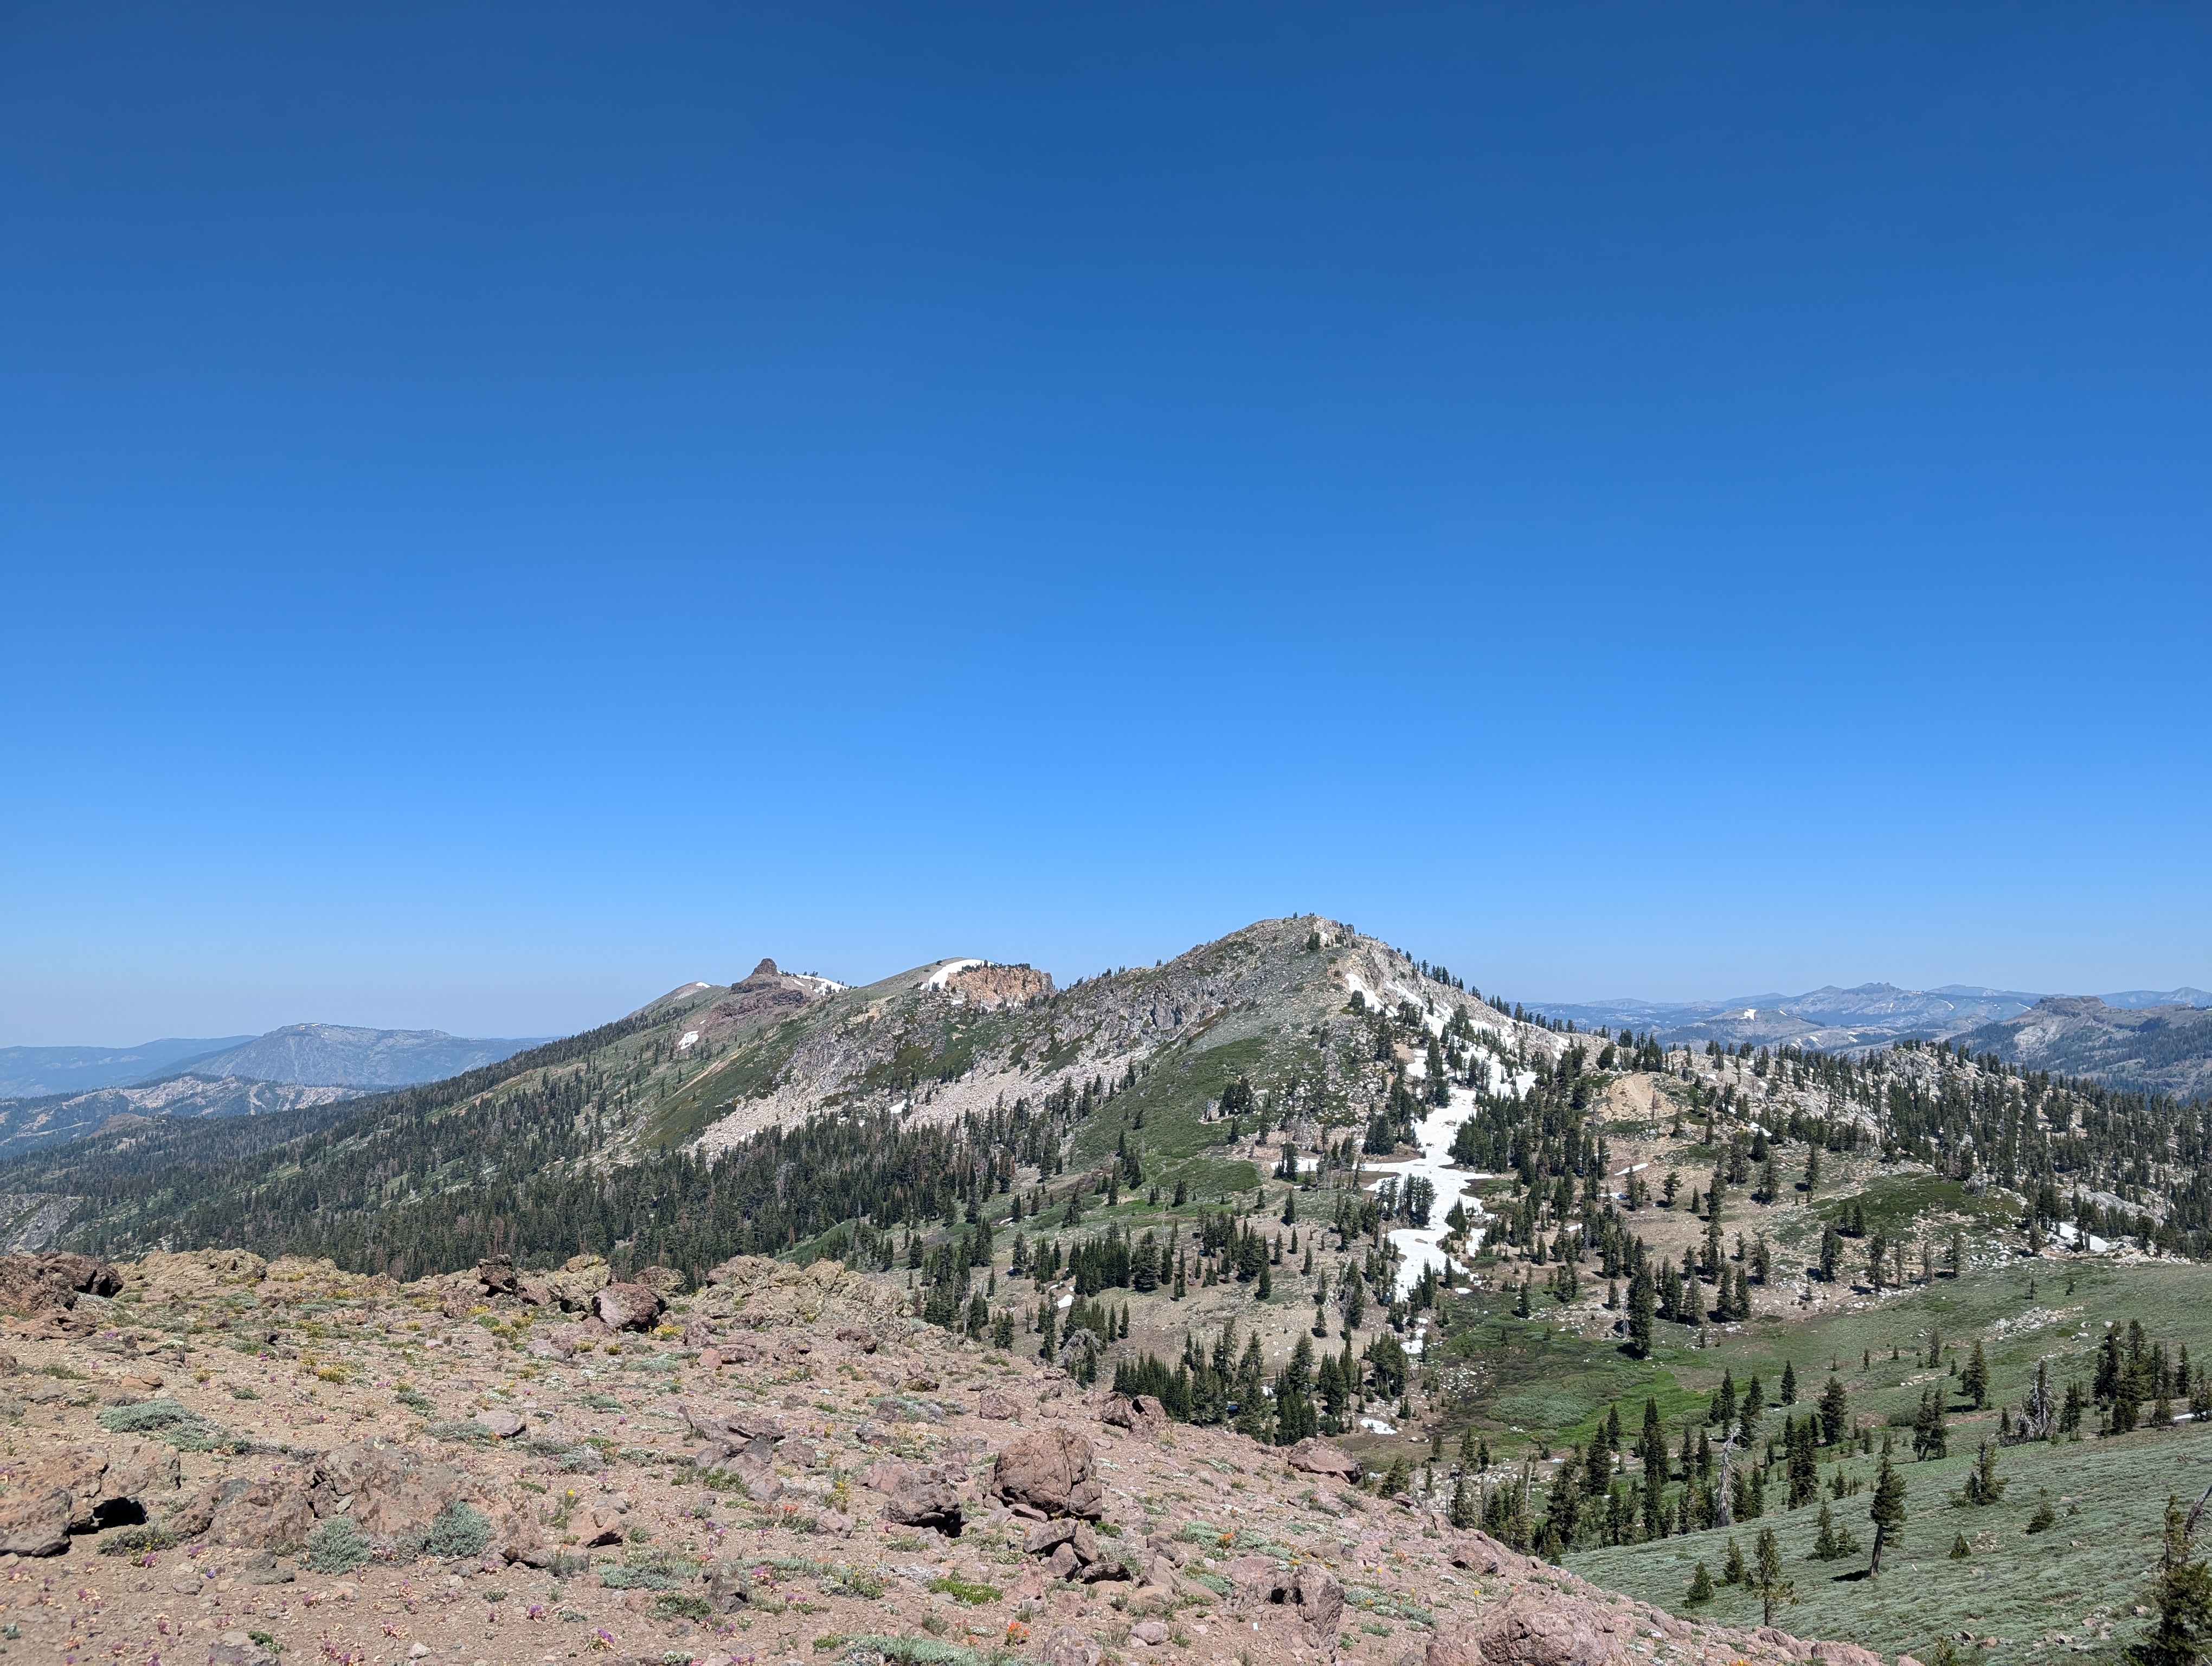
695,1254,899,1331
0,1251,123,1318
0,1438,179,1554
704,960,828,1030
942,964,1054,1010
989,1425,1104,1520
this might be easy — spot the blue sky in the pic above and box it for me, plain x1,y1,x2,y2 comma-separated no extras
3,4,2208,1045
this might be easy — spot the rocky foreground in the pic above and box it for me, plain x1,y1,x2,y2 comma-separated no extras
0,1250,1894,1666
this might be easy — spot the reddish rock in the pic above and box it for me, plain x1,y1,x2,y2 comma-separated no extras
1224,1556,1343,1641
1285,1436,1362,1482
1811,1644,1883,1666
1477,1590,1636,1666
976,1389,1021,1420
0,1252,122,1319
988,1426,1104,1520
1428,1626,1487,1666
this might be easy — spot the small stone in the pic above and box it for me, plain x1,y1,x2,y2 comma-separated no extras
474,1408,526,1439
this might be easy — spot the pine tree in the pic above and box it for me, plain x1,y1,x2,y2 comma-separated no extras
1868,1454,1907,1575
1820,1375,1849,1446
1628,1267,1655,1359
1685,1562,1714,1604
2132,1496,2212,1666
1721,1536,1746,1585
1754,1526,1793,1625
1963,1339,1990,1409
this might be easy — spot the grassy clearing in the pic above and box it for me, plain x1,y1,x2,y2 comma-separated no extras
1568,1418,2212,1664
1526,1258,2212,1665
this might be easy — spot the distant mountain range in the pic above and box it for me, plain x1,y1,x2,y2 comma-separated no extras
0,1023,554,1099
1956,998,2212,1101
0,1036,258,1099
1544,983,2210,1048
0,1022,556,1156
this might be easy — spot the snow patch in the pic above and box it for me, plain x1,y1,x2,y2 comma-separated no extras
923,959,986,990
677,1030,700,1052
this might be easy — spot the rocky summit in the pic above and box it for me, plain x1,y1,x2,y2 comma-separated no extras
0,1245,1877,1666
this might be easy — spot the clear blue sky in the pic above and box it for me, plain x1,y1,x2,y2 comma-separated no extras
3,5,2208,1045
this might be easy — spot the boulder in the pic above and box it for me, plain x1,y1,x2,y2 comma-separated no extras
1100,1393,1166,1434
680,1403,786,1470
634,1265,687,1298
882,1477,964,1535
475,1255,519,1296
1024,1518,1081,1555
473,1409,526,1440
1451,1529,1543,1579
0,1479,69,1556
578,1507,625,1547
1476,1590,1636,1666
1225,1558,1344,1641
520,1254,613,1311
595,1282,665,1331
988,1426,1104,1521
1285,1437,1363,1482
173,1440,480,1554
977,1389,1021,1420
1040,1626,1103,1666
697,1254,902,1330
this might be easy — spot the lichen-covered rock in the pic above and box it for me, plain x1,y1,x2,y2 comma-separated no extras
989,1426,1104,1520
519,1253,613,1311
1041,1625,1102,1666
128,1248,266,1298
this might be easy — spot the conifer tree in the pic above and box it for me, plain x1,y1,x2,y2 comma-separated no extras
1868,1454,1907,1575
